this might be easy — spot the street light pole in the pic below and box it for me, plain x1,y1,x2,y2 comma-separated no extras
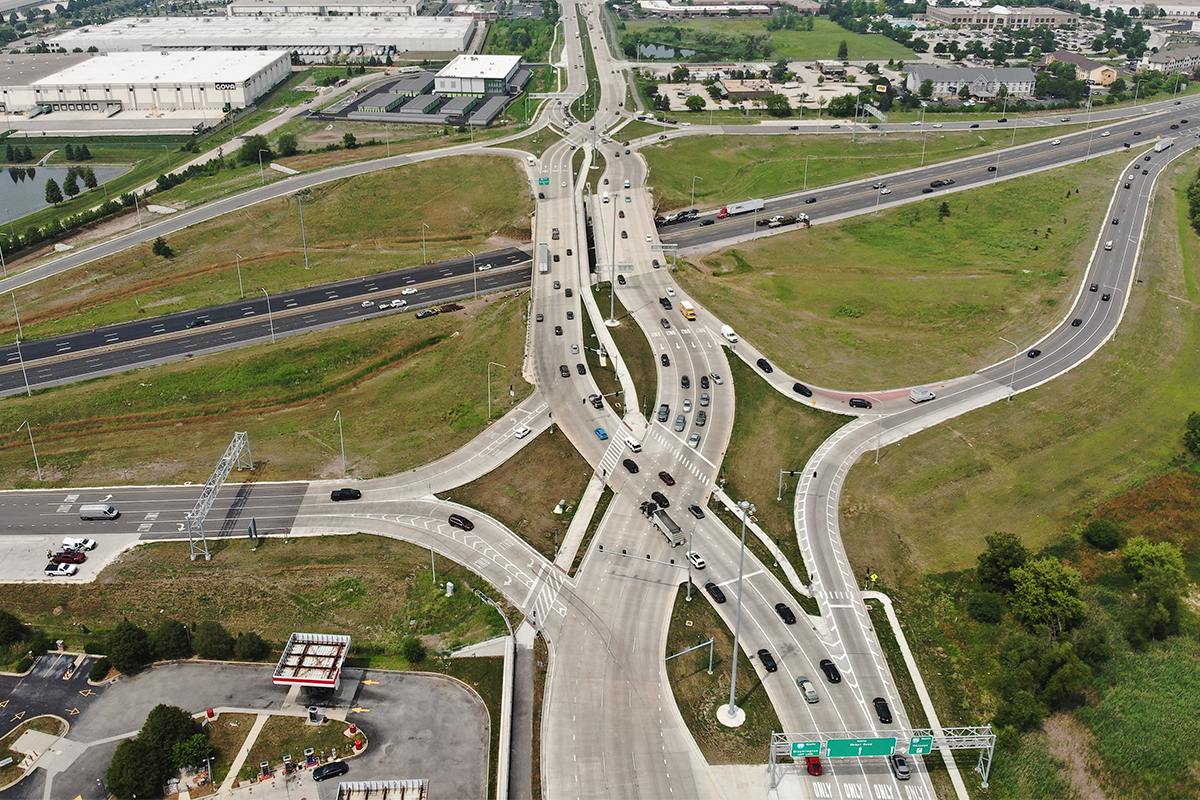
16,420,41,480
487,361,507,420
804,155,813,190
334,410,345,475
421,222,429,264
725,499,756,721
235,253,244,299
297,193,310,270
690,175,702,208
11,293,21,340
685,527,694,601
261,288,275,343
467,248,477,299
999,336,1019,402
14,337,30,396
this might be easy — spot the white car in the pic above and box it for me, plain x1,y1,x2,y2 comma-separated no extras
686,550,706,569
645,234,652,242
62,537,97,551
910,121,921,126
360,300,374,307
45,563,79,577
477,264,492,271
666,287,676,297
932,123,943,128
391,299,407,308
1100,131,1111,137
514,425,532,439
879,188,892,195
1051,139,1062,146
682,398,692,412
401,288,418,295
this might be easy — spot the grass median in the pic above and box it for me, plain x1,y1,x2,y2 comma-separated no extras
8,155,532,343
0,295,531,487
591,283,658,414
677,155,1124,388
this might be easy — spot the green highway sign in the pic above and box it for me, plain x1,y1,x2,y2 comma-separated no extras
827,737,896,758
538,178,550,185
909,736,934,755
790,741,821,758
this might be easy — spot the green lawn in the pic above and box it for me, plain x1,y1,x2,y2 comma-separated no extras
622,17,914,62
676,155,1123,389
642,126,1096,211
591,283,658,413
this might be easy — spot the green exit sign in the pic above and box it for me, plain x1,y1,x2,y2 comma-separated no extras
827,737,896,758
790,741,820,758
538,178,550,185
909,736,934,755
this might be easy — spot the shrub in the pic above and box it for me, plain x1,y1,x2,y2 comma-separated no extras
233,631,271,661
152,620,193,661
83,639,108,655
88,657,111,682
193,621,233,660
966,592,1003,623
13,656,32,673
1082,519,1120,551
401,637,425,664
107,621,153,674
0,610,30,648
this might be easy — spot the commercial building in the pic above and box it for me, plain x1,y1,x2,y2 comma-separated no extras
924,4,1079,29
1044,50,1117,85
1144,44,1200,73
44,15,475,58
1,50,289,114
718,78,774,101
226,0,425,16
637,0,771,15
434,54,524,95
905,65,1036,98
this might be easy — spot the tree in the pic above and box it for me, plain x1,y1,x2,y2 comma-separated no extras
151,236,174,258
764,94,791,117
193,621,234,660
1123,536,1184,582
4,143,13,162
233,631,271,661
401,636,425,663
63,143,75,160
918,79,934,100
276,133,298,158
342,132,358,149
1009,557,1087,637
106,737,171,800
977,531,1029,593
1183,411,1200,456
152,619,192,661
0,610,30,648
63,170,79,198
670,64,690,83
172,732,215,770
837,40,848,60
78,144,91,160
236,134,272,166
938,201,950,220
1082,519,1120,551
44,178,63,205
685,94,706,112
83,167,97,189
958,84,972,100
966,592,1003,623
143,703,201,751
106,621,152,674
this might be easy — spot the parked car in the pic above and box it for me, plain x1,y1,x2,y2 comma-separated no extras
330,488,362,501
62,537,97,551
51,550,86,564
312,762,349,782
44,563,79,577
448,514,474,531
819,659,841,683
705,582,726,603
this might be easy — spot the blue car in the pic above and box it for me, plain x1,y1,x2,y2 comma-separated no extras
594,427,608,440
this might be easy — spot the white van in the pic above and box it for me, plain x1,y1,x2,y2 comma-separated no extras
602,192,610,203
625,437,642,453
79,504,119,520
909,386,936,404
527,156,536,166
720,325,738,343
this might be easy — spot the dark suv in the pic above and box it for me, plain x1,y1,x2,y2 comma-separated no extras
849,397,873,409
330,488,362,501
756,357,773,373
873,696,893,724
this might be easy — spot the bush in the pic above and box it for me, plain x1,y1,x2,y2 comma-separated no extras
966,592,1003,623
13,656,32,673
88,657,111,682
107,621,153,674
83,639,108,655
400,637,425,664
193,621,234,660
233,631,271,661
153,620,193,661
1082,519,1120,551
0,610,30,648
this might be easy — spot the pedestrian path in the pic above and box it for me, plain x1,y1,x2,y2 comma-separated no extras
218,713,268,794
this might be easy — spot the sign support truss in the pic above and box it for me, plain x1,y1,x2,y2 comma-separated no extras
186,432,253,561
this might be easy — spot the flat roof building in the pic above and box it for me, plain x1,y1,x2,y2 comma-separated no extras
924,4,1079,28
45,15,474,58
434,54,523,95
2,50,289,113
227,0,425,16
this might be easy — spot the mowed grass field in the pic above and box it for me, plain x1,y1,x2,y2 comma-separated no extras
838,157,1200,579
676,156,1123,388
623,17,914,62
7,156,532,342
0,295,530,487
643,128,1097,211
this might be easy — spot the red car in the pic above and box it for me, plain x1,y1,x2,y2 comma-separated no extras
806,756,823,776
51,550,86,564
658,471,675,486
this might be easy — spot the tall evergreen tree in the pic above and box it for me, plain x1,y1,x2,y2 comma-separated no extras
44,177,63,205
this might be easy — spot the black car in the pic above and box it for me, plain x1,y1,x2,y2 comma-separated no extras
921,187,934,194
700,375,710,389
538,192,545,199
185,317,210,329
1142,169,1149,175
997,117,1008,122
788,126,799,131
849,397,872,409
623,459,639,473
1112,218,1119,225
590,394,604,409
930,180,945,188
774,603,796,624
657,404,670,422
566,248,572,256
660,297,671,308
651,491,670,508
1144,155,1152,162
699,220,715,227
554,326,563,336
987,165,997,172
330,488,361,501
1124,182,1131,189
688,504,705,519
681,375,690,389
660,318,671,329
804,197,817,204
1027,349,1041,358
617,275,626,285
1090,283,1099,292
758,649,778,672
756,358,773,373
661,354,671,367
559,365,570,378
969,123,979,128
873,696,893,724
566,311,574,320
819,659,841,683
448,514,474,531
792,382,812,397
565,288,573,297
576,363,586,375
312,761,349,782
1071,318,1082,327
705,582,727,603
1102,293,1112,301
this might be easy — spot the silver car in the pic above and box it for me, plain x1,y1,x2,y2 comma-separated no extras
674,414,686,432
796,676,819,703
687,432,700,449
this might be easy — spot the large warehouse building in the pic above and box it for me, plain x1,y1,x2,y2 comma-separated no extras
227,0,426,15
0,50,290,113
45,15,475,58
434,54,523,95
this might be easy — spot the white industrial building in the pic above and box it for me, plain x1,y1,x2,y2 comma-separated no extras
45,15,475,58
434,54,521,95
1,50,290,113
227,0,425,16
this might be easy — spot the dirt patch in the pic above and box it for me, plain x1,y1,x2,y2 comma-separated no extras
1043,713,1109,800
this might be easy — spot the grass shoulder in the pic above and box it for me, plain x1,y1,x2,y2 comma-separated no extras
592,283,658,413
621,17,913,62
